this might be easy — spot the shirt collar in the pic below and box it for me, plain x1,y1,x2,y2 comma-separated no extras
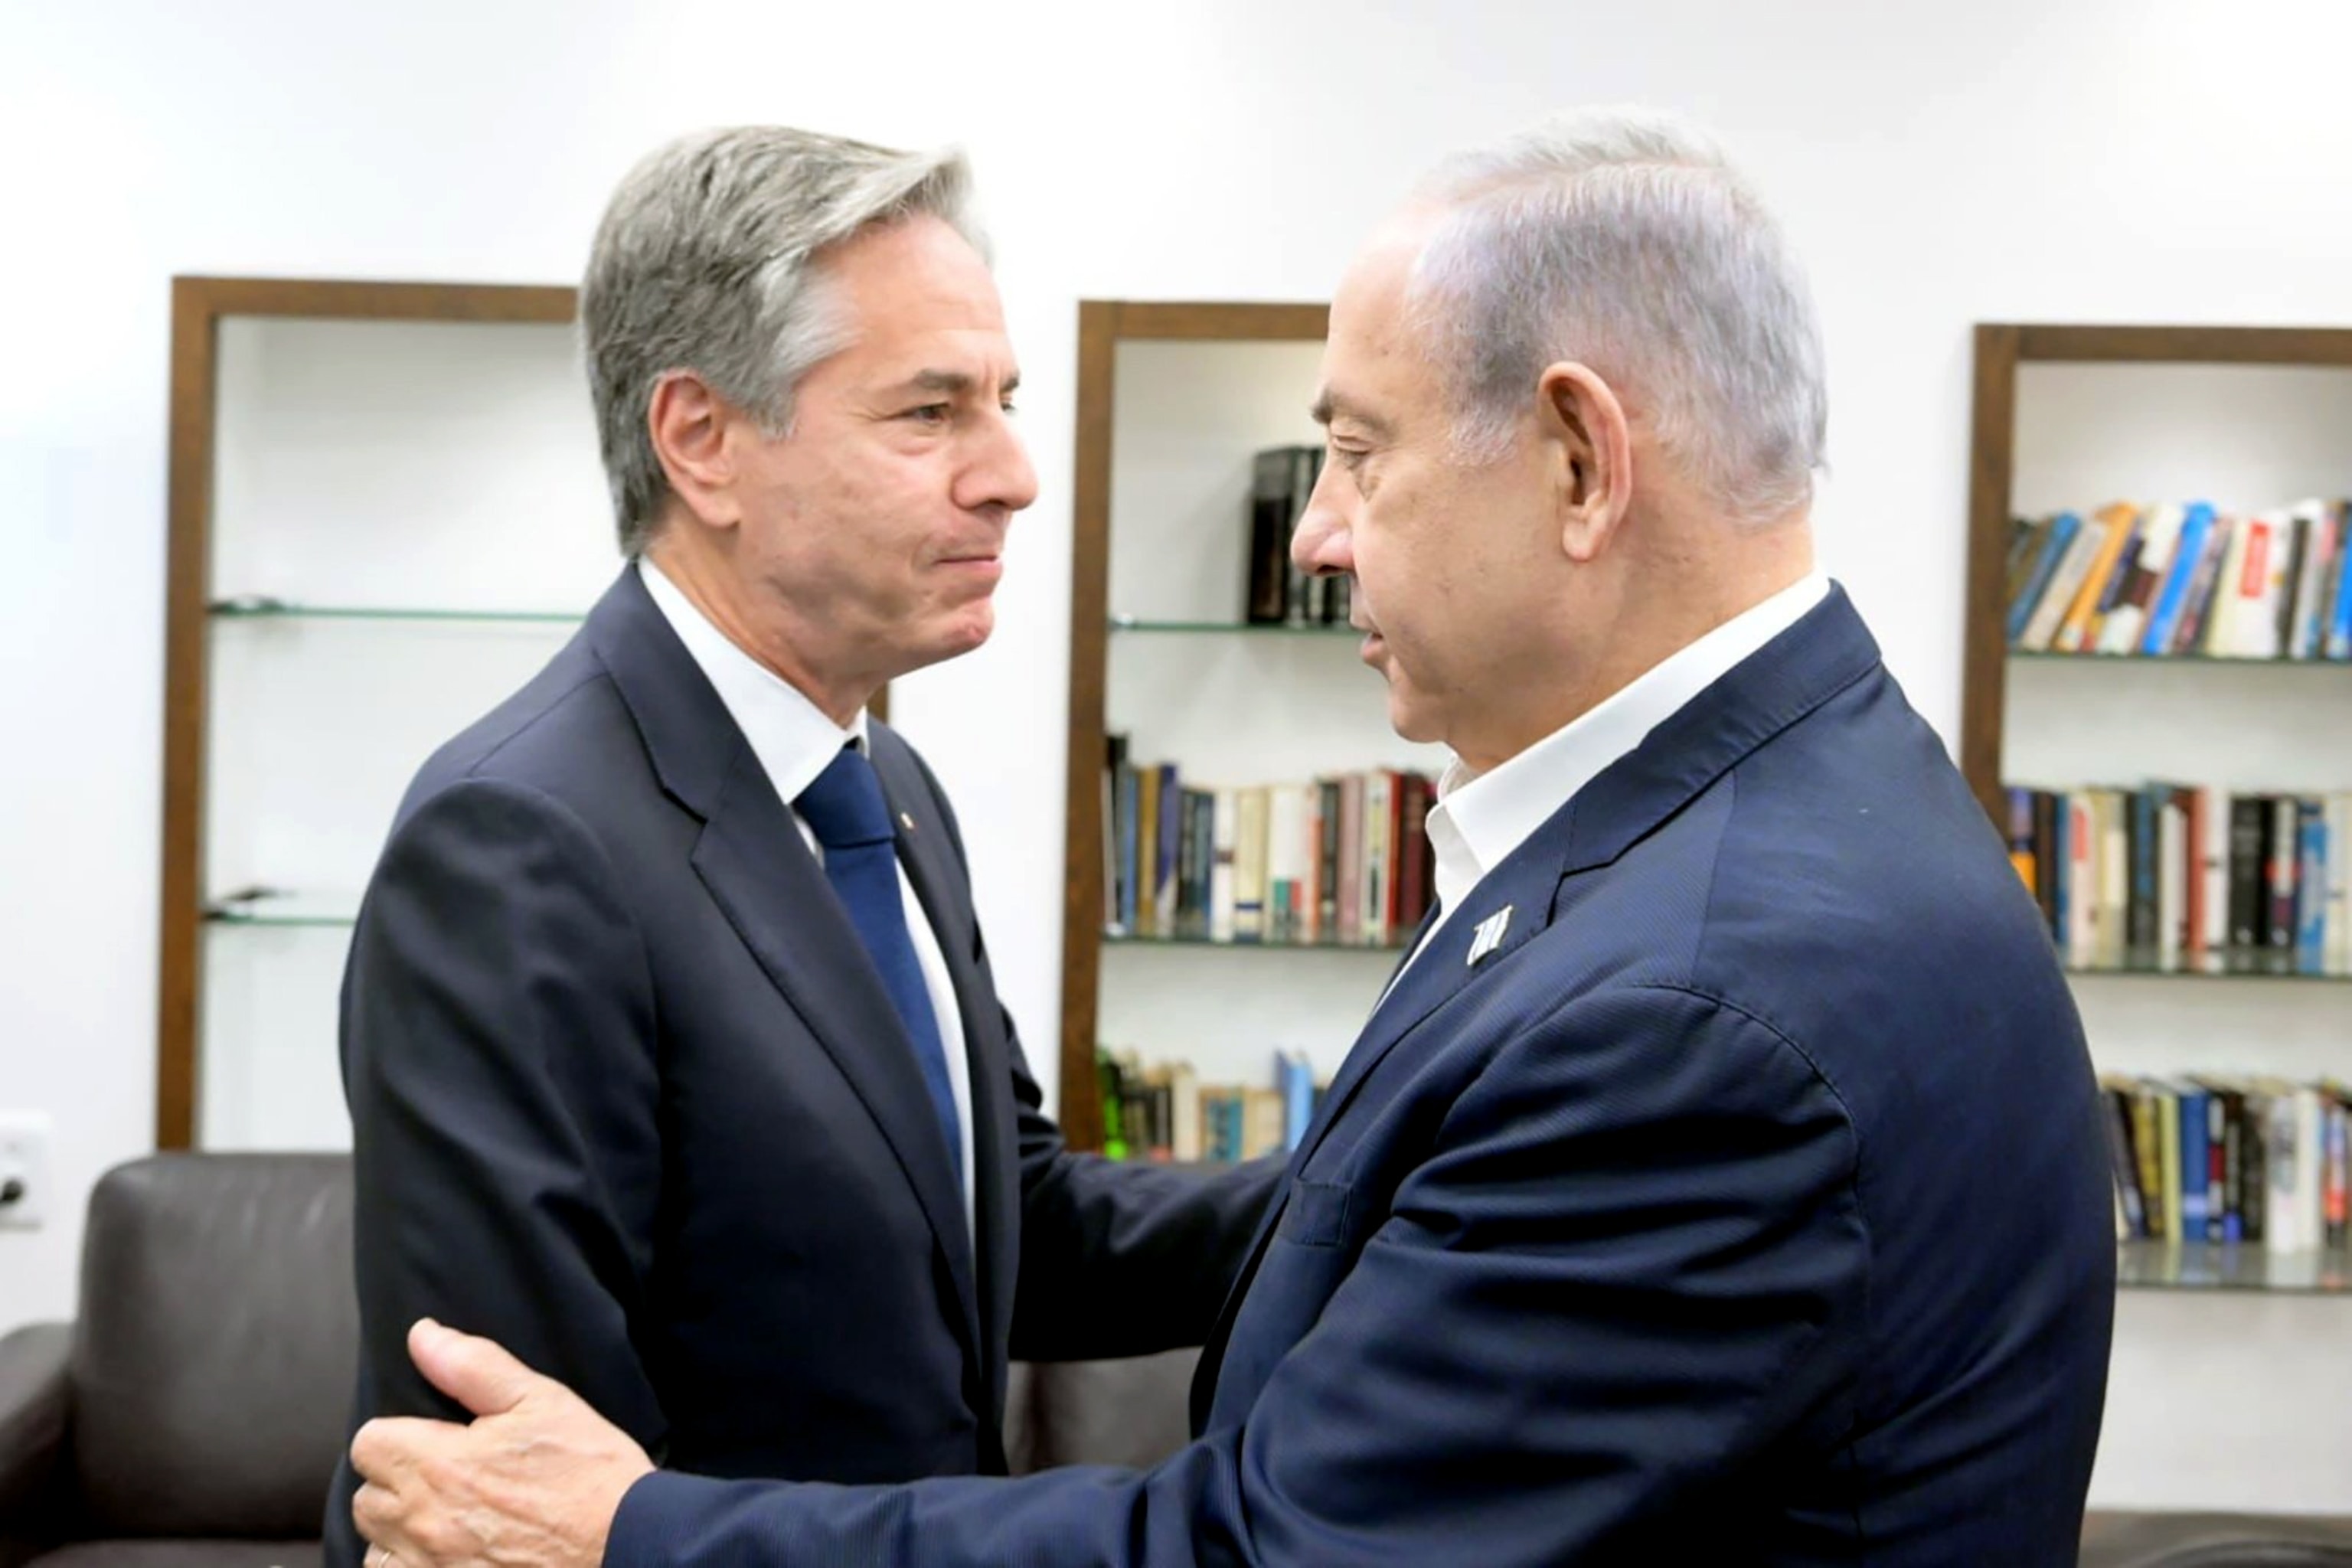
637,557,864,809
1427,572,1830,917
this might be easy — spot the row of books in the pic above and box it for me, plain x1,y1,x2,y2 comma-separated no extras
1245,445,1353,627
2004,498,2352,660
1104,735,1439,946
1097,1048,1325,1163
2100,1076,2350,1252
2005,786,2352,976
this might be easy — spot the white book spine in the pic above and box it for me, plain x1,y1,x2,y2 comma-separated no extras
2206,517,2256,658
2198,788,2230,975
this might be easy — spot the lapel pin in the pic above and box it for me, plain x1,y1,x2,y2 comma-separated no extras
1467,906,1512,966
898,811,916,833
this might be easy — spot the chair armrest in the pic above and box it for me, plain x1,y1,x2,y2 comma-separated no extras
0,1324,71,1530
2081,1509,2352,1566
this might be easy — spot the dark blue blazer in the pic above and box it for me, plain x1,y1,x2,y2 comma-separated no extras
609,585,2116,1566
324,567,1276,1566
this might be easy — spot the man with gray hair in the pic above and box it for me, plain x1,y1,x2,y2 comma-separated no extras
323,126,1280,1568
349,109,2114,1566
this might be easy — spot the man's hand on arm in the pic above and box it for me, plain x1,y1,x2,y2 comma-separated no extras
351,1320,653,1568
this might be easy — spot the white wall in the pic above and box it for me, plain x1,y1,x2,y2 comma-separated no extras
4,0,2350,1514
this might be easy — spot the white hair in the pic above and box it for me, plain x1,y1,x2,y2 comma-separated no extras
581,126,988,556
1406,107,1826,524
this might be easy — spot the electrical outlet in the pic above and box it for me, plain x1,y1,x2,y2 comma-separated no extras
0,1113,52,1230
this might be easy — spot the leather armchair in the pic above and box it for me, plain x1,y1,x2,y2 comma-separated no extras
0,1154,355,1568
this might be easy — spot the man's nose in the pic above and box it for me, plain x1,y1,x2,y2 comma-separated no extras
971,416,1040,514
1290,460,1349,576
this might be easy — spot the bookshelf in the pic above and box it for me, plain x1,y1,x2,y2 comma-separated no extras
160,278,583,1152
159,277,901,1153
1959,323,2352,1288
1055,301,1447,1152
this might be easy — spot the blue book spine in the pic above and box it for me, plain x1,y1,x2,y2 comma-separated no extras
2008,513,2079,645
2131,789,2158,965
1278,1052,1314,1151
2177,1086,2210,1240
2330,519,2352,659
2143,501,2216,655
2050,792,2070,950
2298,801,2328,975
1116,769,1140,933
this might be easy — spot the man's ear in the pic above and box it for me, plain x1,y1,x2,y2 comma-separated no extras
647,370,744,530
1537,362,1635,564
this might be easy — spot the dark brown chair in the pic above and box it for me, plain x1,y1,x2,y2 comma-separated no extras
2081,1511,2352,1566
0,1154,354,1568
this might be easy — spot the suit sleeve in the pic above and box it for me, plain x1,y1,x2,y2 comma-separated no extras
342,778,666,1445
1002,1018,1283,1360
892,740,1282,1360
606,984,1870,1567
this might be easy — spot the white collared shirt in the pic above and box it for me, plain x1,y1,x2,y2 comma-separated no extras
639,559,976,1241
1404,573,1831,980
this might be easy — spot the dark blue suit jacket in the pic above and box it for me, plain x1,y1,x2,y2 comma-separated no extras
609,586,2116,1566
324,568,1277,1566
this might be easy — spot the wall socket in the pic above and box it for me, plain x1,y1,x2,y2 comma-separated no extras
0,1113,53,1230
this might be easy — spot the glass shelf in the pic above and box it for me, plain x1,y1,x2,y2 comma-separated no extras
203,890,358,929
210,596,584,626
2011,648,2351,668
2118,1240,2352,1294
1103,928,1410,953
1109,616,1359,636
2064,963,2352,984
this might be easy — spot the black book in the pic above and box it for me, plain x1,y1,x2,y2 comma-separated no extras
2265,796,2298,976
1245,448,1296,624
2032,789,2060,939
2227,794,2267,973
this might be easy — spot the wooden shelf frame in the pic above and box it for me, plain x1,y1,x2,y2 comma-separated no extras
1958,323,2352,825
1056,300,1330,1151
158,278,579,1150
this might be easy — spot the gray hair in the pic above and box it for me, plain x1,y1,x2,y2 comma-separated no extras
1406,108,1826,524
581,126,988,556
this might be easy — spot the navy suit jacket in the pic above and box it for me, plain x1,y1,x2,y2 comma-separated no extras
324,567,1278,1566
609,586,2116,1566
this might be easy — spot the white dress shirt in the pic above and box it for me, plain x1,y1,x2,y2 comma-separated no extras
640,559,976,1241
1402,573,1831,982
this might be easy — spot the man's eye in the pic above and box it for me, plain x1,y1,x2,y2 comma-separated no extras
1334,446,1368,470
905,403,951,424
1000,399,1020,416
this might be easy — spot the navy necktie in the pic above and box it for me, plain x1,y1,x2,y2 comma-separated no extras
795,743,963,1195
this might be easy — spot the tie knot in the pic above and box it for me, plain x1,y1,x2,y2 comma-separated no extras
795,744,895,850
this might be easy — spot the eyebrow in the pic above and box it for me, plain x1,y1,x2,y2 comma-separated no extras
1310,388,1390,437
898,368,1021,397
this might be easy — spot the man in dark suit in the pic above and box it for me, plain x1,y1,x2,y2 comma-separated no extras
349,109,2115,1567
322,126,1279,1567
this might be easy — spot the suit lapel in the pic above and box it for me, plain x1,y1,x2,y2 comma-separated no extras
1191,585,1888,1426
688,753,979,1331
586,567,982,1372
1188,844,1560,1432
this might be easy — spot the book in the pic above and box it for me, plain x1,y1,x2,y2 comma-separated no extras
2144,501,2217,654
2098,502,2184,655
2009,511,2081,644
2023,511,2114,650
2056,502,2140,652
1245,448,1298,625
